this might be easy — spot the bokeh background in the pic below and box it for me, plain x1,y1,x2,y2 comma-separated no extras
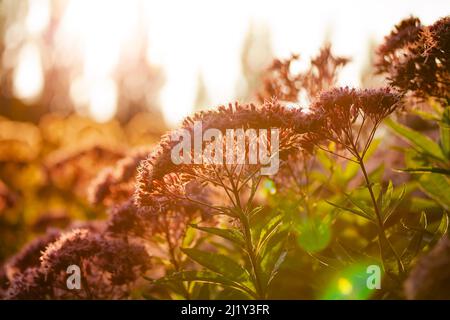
0,0,448,263
1,0,448,126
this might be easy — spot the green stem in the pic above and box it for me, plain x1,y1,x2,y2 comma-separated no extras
228,176,265,299
358,157,405,275
240,212,265,299
164,221,191,300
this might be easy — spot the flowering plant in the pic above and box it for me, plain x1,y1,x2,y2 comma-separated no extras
1,15,449,300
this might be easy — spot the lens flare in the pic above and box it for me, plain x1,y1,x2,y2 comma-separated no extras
321,263,380,300
13,43,44,102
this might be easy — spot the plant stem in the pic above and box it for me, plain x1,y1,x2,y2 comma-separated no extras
163,220,191,300
358,157,405,275
228,175,265,299
240,212,265,299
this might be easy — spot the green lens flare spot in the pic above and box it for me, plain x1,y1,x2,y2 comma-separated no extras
296,216,331,253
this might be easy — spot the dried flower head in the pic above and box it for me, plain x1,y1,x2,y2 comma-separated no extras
39,229,100,277
258,45,349,104
135,100,316,212
309,87,402,158
376,16,450,101
3,222,152,299
106,200,148,237
6,267,51,300
376,16,423,74
88,146,152,206
22,228,151,299
5,229,60,278
45,145,124,197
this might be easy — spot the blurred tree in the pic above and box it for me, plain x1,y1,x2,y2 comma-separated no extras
360,37,385,89
235,22,273,102
193,72,211,112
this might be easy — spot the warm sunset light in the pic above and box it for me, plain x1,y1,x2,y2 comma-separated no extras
9,0,448,125
13,43,44,101
0,0,449,305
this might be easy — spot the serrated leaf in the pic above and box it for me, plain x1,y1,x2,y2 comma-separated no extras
431,213,449,246
402,212,427,267
248,206,264,220
386,118,446,162
383,185,406,225
378,232,405,276
181,248,249,282
267,251,287,287
412,109,441,122
440,108,450,158
382,181,394,213
369,163,385,182
362,138,382,160
342,161,360,182
155,271,255,298
344,192,375,217
376,185,384,212
215,287,252,300
331,241,355,263
259,230,288,288
309,252,346,269
417,173,450,210
399,167,450,176
256,214,283,255
190,224,245,247
316,148,333,171
326,200,376,223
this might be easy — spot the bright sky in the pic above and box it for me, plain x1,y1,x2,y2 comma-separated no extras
9,0,450,126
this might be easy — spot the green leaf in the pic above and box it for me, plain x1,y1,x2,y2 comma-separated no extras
361,138,381,160
440,108,450,158
325,200,375,223
181,248,249,282
386,118,446,162
431,213,449,246
378,232,405,276
316,147,333,171
369,164,385,182
383,185,406,225
417,173,450,210
309,252,346,269
155,271,255,298
248,206,264,220
215,287,252,300
381,181,394,213
342,161,360,182
402,212,427,267
190,224,245,247
343,192,376,218
256,214,283,255
259,230,288,287
267,251,287,287
331,241,355,263
182,225,197,248
412,109,441,122
398,167,450,176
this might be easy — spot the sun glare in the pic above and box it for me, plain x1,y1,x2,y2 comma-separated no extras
13,42,44,102
10,0,449,124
